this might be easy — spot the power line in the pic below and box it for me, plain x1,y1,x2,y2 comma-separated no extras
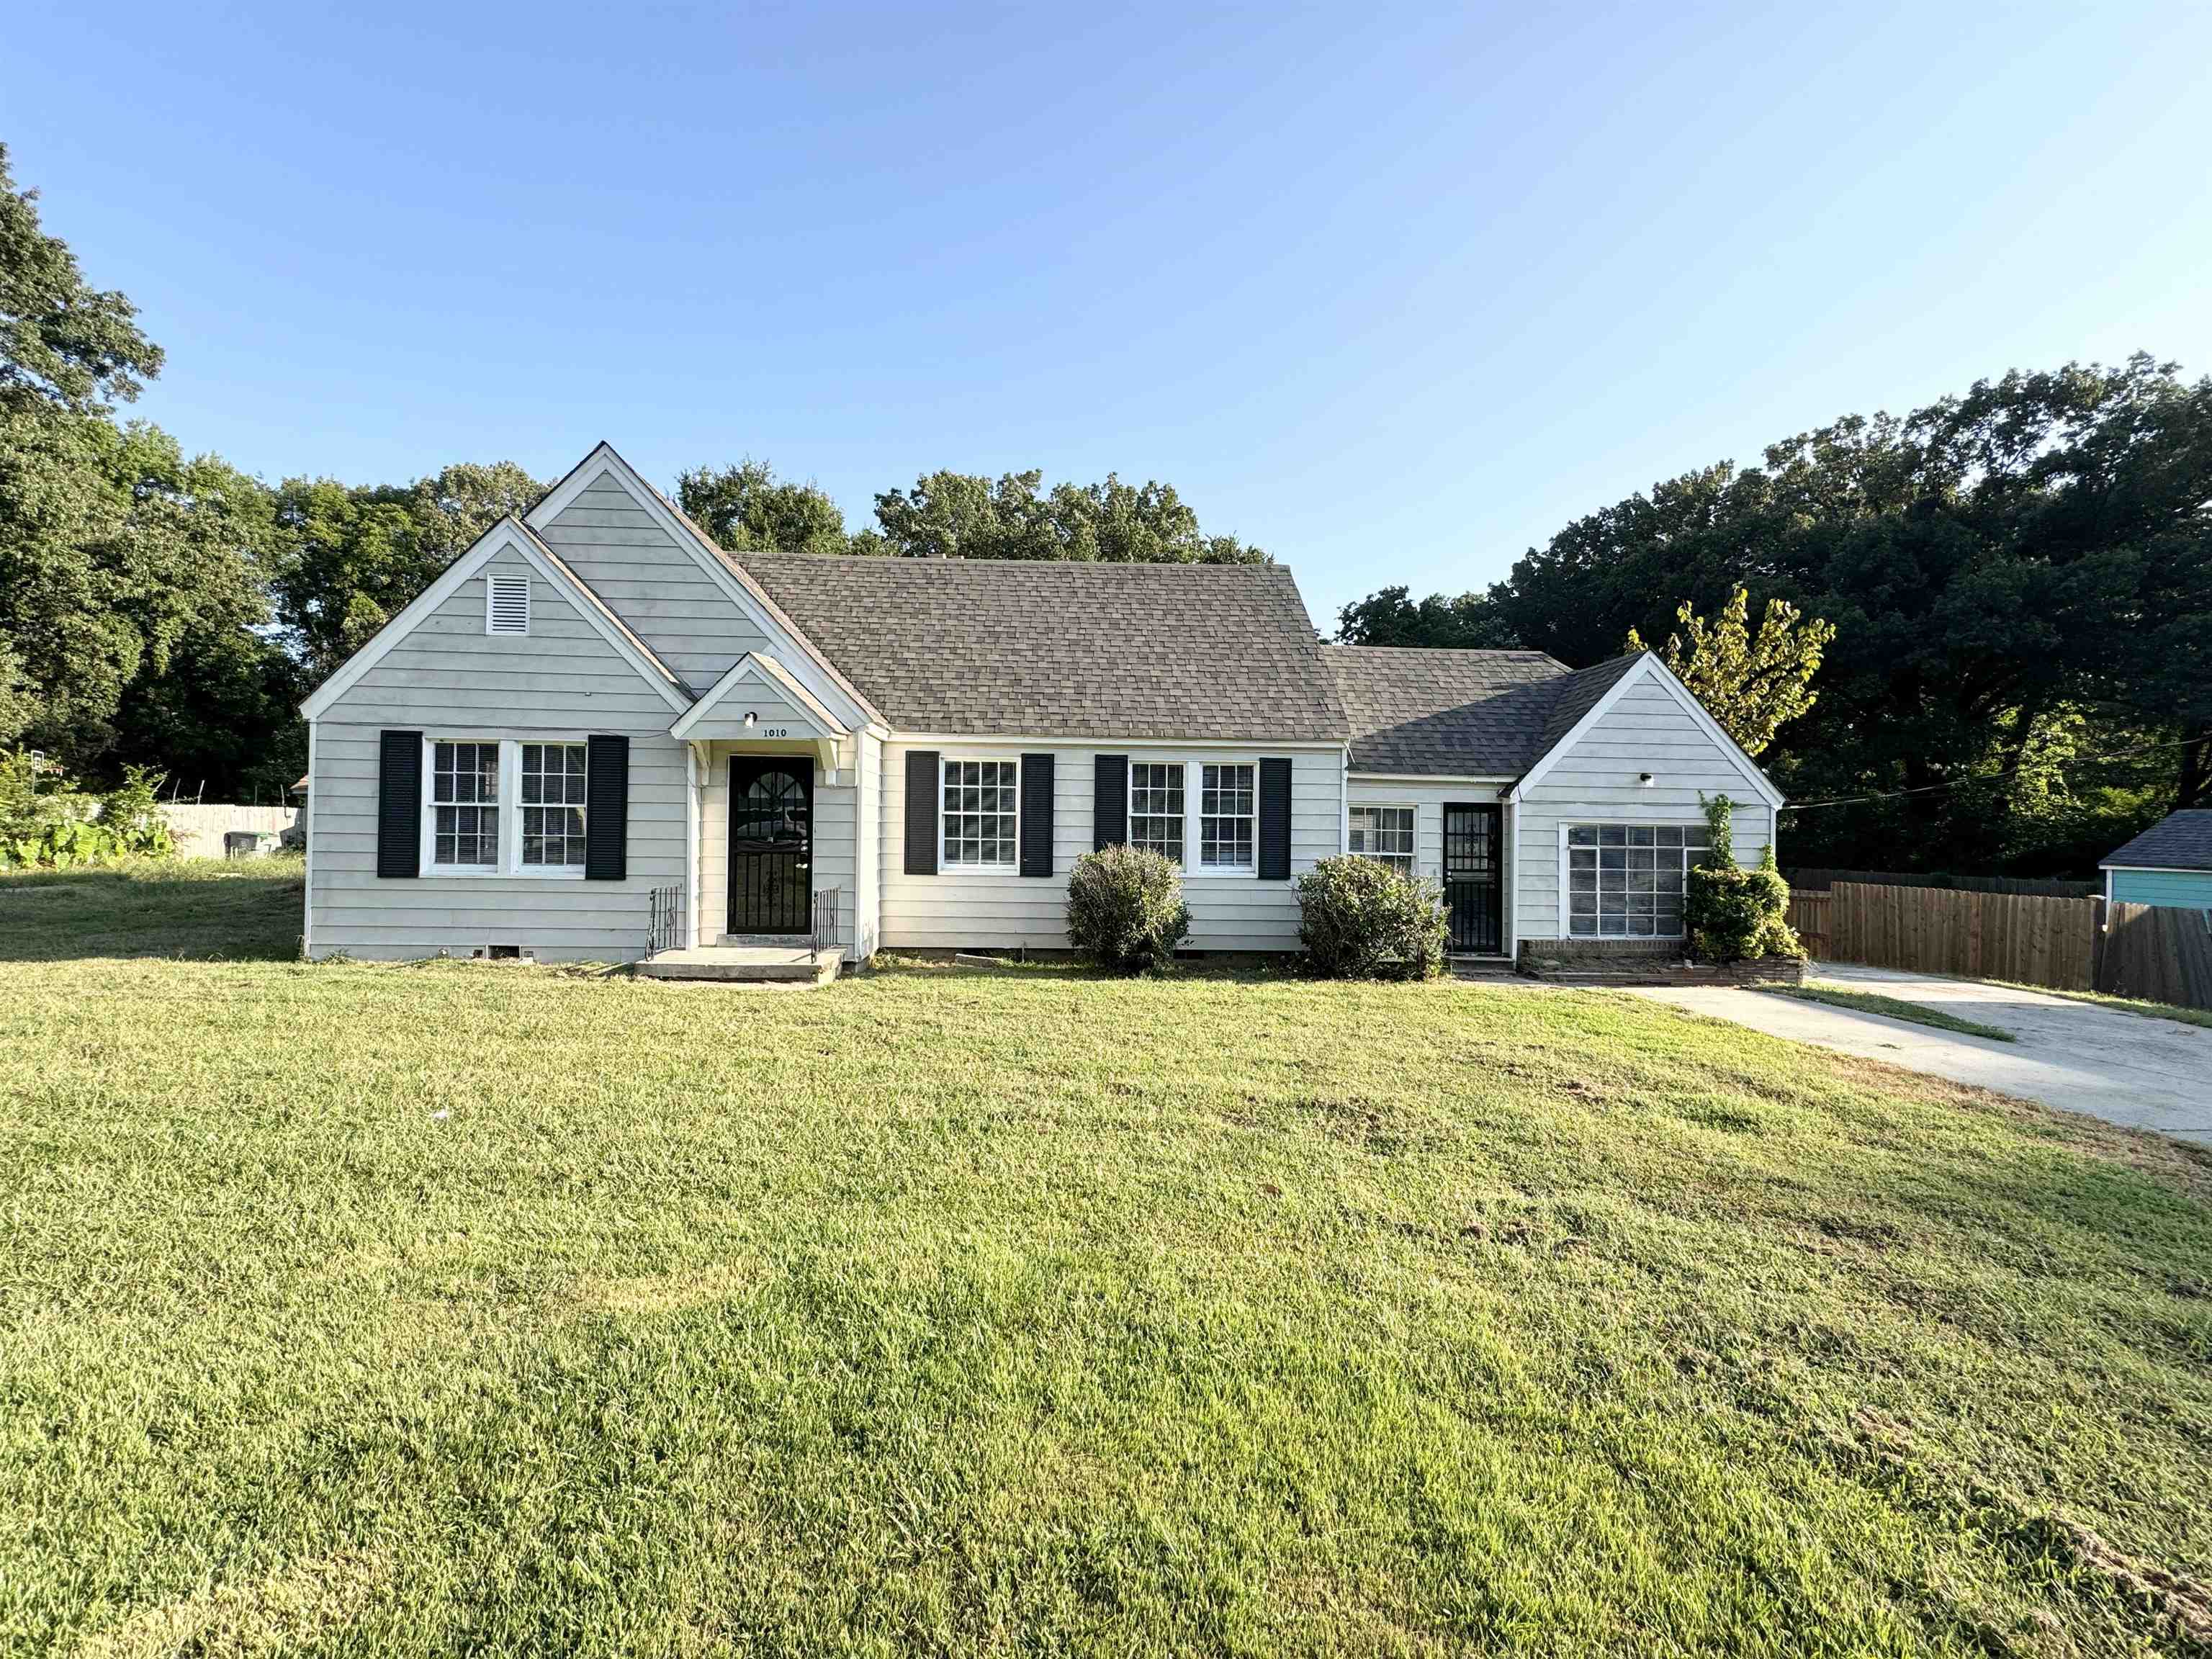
1780,732,2204,812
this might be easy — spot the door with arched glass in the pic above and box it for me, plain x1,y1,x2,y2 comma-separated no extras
728,757,812,934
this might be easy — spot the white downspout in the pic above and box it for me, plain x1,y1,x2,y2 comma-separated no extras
685,744,701,948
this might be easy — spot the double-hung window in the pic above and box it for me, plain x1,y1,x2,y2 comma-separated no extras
943,757,1019,869
1198,763,1255,870
431,741,501,869
521,742,588,868
1349,805,1415,875
1128,761,1184,861
1565,824,1710,936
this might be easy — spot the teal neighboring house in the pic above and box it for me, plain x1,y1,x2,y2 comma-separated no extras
2101,811,2212,909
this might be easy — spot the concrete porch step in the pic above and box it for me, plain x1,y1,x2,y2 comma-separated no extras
635,945,840,986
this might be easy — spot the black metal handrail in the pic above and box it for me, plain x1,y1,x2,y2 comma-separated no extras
811,887,838,956
647,883,685,956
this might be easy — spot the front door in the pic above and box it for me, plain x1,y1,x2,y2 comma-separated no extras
1443,803,1504,955
728,757,812,935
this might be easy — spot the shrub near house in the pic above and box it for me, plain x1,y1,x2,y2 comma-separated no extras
1683,794,1799,963
1297,855,1448,980
1065,845,1190,974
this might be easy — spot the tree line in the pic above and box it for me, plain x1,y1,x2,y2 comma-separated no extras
4,141,2205,873
1339,358,2211,876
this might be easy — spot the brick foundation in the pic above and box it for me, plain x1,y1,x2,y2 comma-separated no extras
1515,940,1806,987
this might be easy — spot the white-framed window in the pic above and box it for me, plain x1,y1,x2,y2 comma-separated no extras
485,572,530,636
1128,760,1185,861
430,740,501,868
943,757,1019,869
422,737,592,878
1564,823,1710,937
1349,804,1416,876
1199,763,1256,870
520,742,588,868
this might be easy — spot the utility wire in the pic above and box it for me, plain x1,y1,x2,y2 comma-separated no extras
1780,732,2205,812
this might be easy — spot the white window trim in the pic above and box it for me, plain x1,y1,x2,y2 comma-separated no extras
1194,760,1259,876
420,736,591,880
1121,757,1264,879
938,753,1022,876
1555,820,1707,940
1349,801,1418,876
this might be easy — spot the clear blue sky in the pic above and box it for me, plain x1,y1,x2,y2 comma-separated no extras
13,1,2211,628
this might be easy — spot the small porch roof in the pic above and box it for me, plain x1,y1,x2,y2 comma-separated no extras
669,651,852,744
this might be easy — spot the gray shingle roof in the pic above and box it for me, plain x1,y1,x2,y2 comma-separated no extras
736,554,1348,742
2103,810,2212,872
1320,647,1655,776
1320,646,1572,773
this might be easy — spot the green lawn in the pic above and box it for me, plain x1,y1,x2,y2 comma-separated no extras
1757,983,2020,1043
6,865,2212,1656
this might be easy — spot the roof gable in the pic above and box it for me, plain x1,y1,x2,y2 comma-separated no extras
524,443,882,729
300,518,692,721
738,553,1349,742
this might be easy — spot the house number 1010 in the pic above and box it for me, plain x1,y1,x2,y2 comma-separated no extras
757,726,791,739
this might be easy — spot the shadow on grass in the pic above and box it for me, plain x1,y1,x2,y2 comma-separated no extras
0,859,302,962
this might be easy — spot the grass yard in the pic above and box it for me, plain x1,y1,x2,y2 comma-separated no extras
1758,983,2020,1043
6,866,2212,1656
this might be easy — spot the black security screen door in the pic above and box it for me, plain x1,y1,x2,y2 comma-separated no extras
1443,803,1503,955
728,757,812,934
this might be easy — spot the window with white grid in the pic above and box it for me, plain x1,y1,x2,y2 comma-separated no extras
1198,763,1255,869
942,757,1019,868
1128,761,1184,862
431,741,500,867
1565,824,1710,936
1349,805,1416,875
520,743,588,868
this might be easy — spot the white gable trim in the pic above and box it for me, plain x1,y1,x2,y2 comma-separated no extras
1638,655,1786,809
670,652,851,742
1506,656,1652,804
299,518,693,720
525,443,881,730
1506,653,1786,809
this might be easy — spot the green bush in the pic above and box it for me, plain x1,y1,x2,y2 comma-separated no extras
0,753,173,868
1683,794,1801,963
1296,855,1448,980
1066,845,1190,974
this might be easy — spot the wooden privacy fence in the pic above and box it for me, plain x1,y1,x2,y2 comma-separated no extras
2099,902,2212,1010
1786,891,1832,958
1796,881,2212,1012
1823,882,2099,991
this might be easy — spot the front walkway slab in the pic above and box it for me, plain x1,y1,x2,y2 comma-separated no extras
1625,963,2212,1146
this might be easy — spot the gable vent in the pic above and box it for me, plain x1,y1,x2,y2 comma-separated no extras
486,572,530,636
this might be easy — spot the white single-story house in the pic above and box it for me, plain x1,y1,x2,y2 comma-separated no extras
298,443,1783,972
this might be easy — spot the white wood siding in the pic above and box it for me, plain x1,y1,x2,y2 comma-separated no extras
855,731,882,960
695,742,858,956
307,544,685,961
1515,675,1773,940
533,479,773,691
1345,778,1518,948
879,741,1339,952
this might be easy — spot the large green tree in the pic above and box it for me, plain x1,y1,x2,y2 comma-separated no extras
1341,356,2212,874
0,145,280,773
675,459,850,557
869,469,1264,563
1334,583,1520,649
269,461,541,683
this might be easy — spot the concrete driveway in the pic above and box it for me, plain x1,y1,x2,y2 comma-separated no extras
1629,963,2212,1145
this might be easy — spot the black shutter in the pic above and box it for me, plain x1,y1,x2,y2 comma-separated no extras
904,750,939,875
377,729,422,878
1094,754,1128,850
585,734,629,881
1257,756,1292,880
1020,753,1054,877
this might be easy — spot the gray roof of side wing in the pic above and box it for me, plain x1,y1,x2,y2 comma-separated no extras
1319,646,1573,773
1321,647,1655,778
734,554,1348,742
2103,810,2212,872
